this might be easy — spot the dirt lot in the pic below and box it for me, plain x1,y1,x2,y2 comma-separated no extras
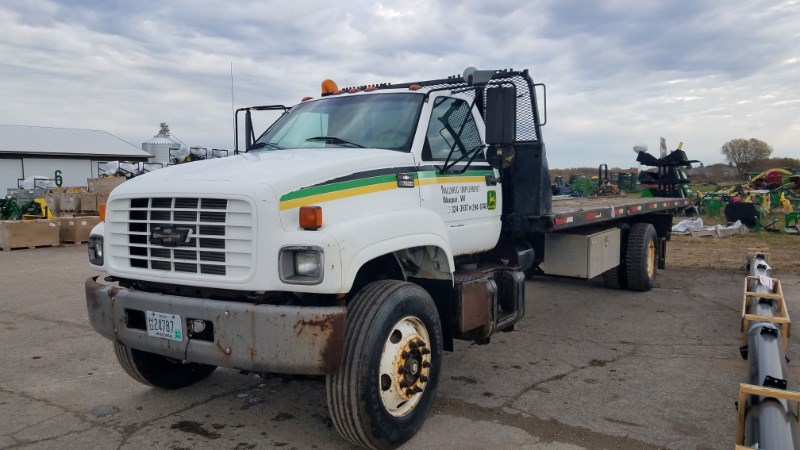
668,233,800,274
1,242,799,449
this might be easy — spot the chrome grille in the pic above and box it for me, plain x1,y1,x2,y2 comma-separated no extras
107,196,254,281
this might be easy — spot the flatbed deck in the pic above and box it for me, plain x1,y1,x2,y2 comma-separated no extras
546,196,694,231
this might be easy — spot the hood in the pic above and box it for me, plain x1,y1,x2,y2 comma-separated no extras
114,148,417,197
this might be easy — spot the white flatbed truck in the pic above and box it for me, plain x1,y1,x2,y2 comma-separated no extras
85,68,692,449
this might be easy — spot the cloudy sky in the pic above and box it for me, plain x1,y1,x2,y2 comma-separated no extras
1,0,798,168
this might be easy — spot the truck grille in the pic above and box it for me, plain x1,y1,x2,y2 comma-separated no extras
107,196,254,281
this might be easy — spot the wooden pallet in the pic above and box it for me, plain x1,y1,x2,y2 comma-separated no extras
735,383,800,447
1,243,60,251
746,247,770,263
741,276,789,351
59,240,88,245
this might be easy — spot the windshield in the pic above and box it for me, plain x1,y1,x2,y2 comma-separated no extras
253,93,423,152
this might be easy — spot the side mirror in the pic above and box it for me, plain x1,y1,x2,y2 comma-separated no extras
485,86,516,146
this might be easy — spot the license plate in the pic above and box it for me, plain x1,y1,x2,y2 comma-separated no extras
145,311,183,342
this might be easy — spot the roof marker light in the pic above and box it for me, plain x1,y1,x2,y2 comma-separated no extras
321,79,339,96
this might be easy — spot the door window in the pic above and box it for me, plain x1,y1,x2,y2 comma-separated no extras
424,97,484,161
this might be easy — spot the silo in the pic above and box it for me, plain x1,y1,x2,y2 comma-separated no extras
142,123,184,166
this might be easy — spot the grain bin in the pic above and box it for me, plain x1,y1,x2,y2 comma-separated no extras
142,123,184,165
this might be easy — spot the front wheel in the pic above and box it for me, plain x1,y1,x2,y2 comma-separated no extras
326,280,443,450
114,343,216,390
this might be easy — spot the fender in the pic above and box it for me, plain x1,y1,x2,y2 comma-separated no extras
90,221,105,238
324,208,454,293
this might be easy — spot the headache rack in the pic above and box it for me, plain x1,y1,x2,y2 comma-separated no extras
340,69,546,145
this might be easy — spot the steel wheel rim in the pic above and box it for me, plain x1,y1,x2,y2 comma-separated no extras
378,315,432,417
647,240,656,278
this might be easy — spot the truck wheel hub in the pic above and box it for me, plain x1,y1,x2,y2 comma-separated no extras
379,316,432,417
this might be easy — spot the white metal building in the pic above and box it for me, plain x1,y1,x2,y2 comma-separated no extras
0,124,152,193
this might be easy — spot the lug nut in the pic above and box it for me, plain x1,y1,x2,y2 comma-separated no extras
405,389,414,396
399,380,408,388
417,340,426,348
398,367,406,374
409,341,418,349
401,351,410,358
420,375,428,382
421,348,431,355
422,361,431,368
413,386,423,393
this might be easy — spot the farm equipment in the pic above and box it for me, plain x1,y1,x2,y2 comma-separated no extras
635,142,698,199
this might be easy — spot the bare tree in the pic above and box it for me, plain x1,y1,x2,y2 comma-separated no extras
720,138,773,178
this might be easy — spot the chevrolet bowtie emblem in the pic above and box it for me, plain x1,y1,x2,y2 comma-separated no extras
396,173,415,188
150,226,193,247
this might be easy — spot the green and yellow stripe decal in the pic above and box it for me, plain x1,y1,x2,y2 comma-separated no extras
416,171,490,186
278,169,493,210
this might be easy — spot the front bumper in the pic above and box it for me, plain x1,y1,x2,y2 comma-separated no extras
85,277,346,375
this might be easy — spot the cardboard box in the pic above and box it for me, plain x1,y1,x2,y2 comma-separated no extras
80,193,98,212
43,193,60,213
58,193,82,212
56,216,101,243
0,219,60,250
88,177,125,194
96,193,110,208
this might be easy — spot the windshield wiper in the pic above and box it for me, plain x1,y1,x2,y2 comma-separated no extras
305,136,364,148
249,141,284,150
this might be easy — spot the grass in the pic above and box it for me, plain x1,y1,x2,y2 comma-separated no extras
668,232,800,275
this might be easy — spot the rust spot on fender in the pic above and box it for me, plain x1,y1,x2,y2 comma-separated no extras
292,312,346,372
293,316,338,335
320,313,346,373
85,276,124,311
107,286,123,299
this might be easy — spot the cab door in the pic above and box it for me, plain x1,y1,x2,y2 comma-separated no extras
417,94,502,255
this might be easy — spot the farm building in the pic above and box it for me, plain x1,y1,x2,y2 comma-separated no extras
0,124,152,193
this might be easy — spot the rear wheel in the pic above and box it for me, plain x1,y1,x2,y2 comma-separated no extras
602,266,626,289
603,224,629,289
625,223,658,291
326,280,443,450
114,343,216,389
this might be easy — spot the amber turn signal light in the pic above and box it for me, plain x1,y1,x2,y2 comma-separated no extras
299,206,322,230
99,203,106,221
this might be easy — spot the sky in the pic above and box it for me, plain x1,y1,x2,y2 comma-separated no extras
1,0,798,169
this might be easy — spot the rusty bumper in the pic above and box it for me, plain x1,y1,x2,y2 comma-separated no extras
85,277,346,375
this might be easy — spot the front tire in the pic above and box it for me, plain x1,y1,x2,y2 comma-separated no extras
625,223,658,291
114,343,216,390
326,280,443,450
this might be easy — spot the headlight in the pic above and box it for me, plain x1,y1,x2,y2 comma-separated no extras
295,252,321,277
88,235,104,266
279,246,324,285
